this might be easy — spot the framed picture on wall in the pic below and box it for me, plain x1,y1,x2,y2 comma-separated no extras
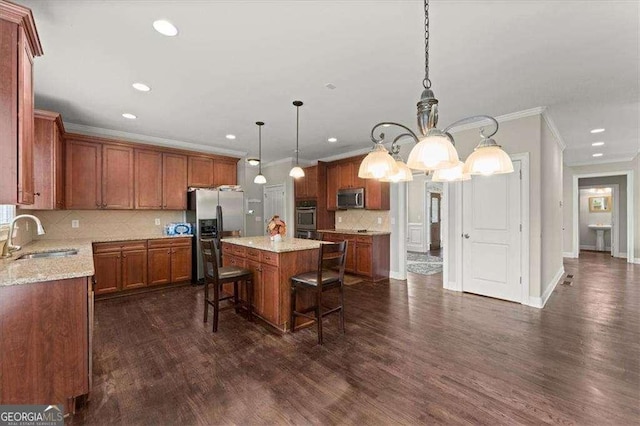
589,195,611,212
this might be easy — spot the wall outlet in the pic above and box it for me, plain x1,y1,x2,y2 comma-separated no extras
377,217,382,224
338,216,342,223
155,218,161,226
255,216,262,222
72,220,79,228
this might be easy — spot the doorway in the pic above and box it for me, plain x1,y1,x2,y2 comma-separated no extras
577,185,618,256
263,184,286,236
406,177,443,276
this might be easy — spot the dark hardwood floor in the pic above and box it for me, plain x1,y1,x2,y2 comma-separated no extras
71,251,639,425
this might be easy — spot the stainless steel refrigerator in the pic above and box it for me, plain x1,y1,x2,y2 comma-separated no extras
186,188,245,282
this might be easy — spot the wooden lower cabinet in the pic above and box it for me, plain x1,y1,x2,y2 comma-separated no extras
94,238,191,295
322,233,389,281
221,242,317,331
0,277,91,413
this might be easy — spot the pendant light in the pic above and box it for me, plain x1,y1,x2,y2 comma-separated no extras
380,136,413,183
364,0,513,181
358,142,398,179
431,161,471,182
253,121,267,184
289,101,305,179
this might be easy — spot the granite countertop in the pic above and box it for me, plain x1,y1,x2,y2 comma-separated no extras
221,236,327,253
0,234,194,287
317,229,391,236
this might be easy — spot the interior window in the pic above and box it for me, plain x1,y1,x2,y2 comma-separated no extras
0,205,16,225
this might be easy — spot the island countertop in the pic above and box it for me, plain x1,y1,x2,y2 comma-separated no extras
317,229,391,236
221,235,326,253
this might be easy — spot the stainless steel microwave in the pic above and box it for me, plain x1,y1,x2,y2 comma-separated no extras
337,188,365,209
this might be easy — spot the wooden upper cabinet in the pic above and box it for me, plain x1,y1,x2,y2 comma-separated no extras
365,178,390,210
338,162,354,190
213,160,237,187
102,144,134,209
17,28,34,205
188,156,214,187
65,139,102,209
0,5,42,205
134,150,163,209
326,164,339,211
162,153,187,209
294,165,318,199
32,110,65,210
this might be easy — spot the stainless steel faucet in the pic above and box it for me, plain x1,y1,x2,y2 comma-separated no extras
1,214,46,258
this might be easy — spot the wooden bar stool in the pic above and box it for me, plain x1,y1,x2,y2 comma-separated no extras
290,241,347,344
200,238,253,332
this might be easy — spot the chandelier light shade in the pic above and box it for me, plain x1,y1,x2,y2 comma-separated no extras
406,129,460,171
380,159,413,182
289,101,306,178
358,144,399,179
364,0,513,182
431,161,470,182
253,121,267,185
463,139,514,175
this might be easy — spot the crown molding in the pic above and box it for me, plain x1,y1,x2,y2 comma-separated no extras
446,106,546,134
262,157,294,168
63,122,247,157
541,108,567,151
564,155,638,168
0,0,43,56
317,146,372,163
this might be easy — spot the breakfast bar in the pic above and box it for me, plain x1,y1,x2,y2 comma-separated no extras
221,236,326,332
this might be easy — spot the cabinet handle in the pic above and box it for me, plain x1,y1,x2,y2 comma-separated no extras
123,254,127,258
96,202,100,208
35,192,40,196
167,250,171,254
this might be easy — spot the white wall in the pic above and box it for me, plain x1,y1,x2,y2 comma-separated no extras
237,160,264,237
562,154,638,261
540,117,564,297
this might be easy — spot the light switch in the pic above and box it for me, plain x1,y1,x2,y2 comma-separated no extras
377,217,382,224
338,216,342,223
155,218,161,226
255,216,262,222
72,220,79,228
391,217,396,225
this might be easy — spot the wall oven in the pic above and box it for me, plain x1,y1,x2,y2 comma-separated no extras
295,200,317,231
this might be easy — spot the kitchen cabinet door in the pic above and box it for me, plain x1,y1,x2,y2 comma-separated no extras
188,156,214,187
93,252,121,294
122,249,147,290
326,164,339,211
365,179,390,210
304,166,318,198
54,119,64,209
102,144,134,209
32,111,64,210
355,242,373,276
247,260,263,315
294,173,306,198
17,28,34,205
148,248,171,286
65,139,102,209
134,150,163,209
170,245,192,283
162,153,187,209
261,263,280,325
338,162,354,189
345,237,357,273
213,160,237,187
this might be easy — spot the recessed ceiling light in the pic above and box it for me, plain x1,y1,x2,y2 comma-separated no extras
325,83,336,90
122,113,137,119
590,128,605,134
327,137,338,143
591,142,605,147
132,82,151,92
226,134,236,140
153,20,178,37
592,153,603,157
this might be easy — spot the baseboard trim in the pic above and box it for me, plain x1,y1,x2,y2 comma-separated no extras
389,271,406,280
563,252,576,258
527,266,564,309
444,281,461,292
634,258,640,265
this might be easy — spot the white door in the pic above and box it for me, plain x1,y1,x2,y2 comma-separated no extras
462,161,522,302
263,184,286,236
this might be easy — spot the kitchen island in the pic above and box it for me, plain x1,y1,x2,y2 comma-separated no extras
221,236,327,332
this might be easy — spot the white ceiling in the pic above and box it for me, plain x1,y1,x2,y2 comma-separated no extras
21,0,639,165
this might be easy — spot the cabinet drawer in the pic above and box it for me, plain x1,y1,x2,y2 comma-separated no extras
170,237,192,247
148,239,172,249
222,243,233,255
246,248,261,261
261,251,279,267
356,236,372,243
148,238,191,249
94,240,147,253
232,245,247,257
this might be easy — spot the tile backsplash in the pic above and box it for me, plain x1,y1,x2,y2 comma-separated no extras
28,210,185,240
334,210,390,232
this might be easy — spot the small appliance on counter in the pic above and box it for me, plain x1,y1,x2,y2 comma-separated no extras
164,222,193,236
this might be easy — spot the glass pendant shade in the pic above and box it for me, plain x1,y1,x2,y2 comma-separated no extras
358,144,398,179
254,174,267,184
431,161,470,182
247,158,260,166
406,128,460,171
289,166,305,178
463,140,514,176
380,159,413,182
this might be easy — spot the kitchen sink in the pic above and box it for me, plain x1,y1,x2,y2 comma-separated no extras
17,249,78,260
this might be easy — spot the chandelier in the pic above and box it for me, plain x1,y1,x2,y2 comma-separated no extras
359,0,514,182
